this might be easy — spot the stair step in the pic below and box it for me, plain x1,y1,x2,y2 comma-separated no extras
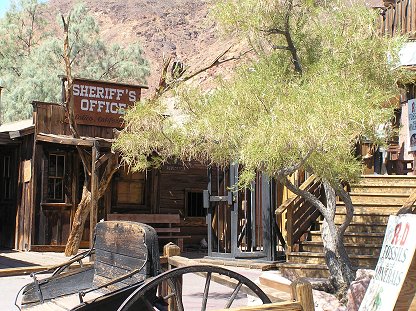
318,221,387,233
350,184,416,194
336,205,400,220
299,241,382,255
276,263,330,278
276,262,373,279
309,231,385,244
287,252,378,267
348,192,410,205
358,175,416,186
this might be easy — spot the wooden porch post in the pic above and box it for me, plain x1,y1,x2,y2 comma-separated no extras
90,141,98,248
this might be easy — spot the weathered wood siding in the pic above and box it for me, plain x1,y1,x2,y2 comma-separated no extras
33,102,116,139
378,0,416,38
14,135,35,250
158,161,209,245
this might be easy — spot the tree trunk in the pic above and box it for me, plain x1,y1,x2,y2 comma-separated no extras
65,181,91,256
283,177,355,295
65,154,119,256
321,181,355,297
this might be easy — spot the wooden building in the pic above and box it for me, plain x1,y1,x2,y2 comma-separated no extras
0,78,213,251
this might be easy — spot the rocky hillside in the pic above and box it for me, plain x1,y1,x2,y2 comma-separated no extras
46,0,245,97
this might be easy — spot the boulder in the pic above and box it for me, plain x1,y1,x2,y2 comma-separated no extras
346,269,374,311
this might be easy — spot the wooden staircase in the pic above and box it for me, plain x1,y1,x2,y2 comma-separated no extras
277,175,416,279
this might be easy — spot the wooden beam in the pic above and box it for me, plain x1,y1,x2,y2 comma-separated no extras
95,152,112,169
215,302,303,311
90,141,99,248
107,213,180,224
36,133,94,146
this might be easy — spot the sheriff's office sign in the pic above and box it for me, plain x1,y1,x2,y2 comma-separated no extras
408,99,416,152
68,78,144,128
359,214,416,311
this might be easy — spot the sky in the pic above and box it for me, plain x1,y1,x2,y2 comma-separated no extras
0,0,48,18
0,0,12,17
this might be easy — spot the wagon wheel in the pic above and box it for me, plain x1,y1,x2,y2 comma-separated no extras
117,265,271,311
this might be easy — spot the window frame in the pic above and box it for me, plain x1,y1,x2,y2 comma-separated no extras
184,188,205,218
47,153,66,202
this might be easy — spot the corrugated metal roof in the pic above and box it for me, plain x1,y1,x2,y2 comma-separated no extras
0,119,34,133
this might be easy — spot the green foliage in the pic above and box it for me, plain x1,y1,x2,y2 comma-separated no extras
0,0,149,123
115,0,403,187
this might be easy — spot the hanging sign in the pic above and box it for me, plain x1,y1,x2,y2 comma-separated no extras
359,214,416,311
408,99,416,151
66,78,145,128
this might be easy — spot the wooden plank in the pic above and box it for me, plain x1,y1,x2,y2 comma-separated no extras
394,253,416,310
0,262,93,277
155,227,180,233
36,133,95,146
107,213,180,224
95,222,146,258
259,275,292,294
95,248,147,271
215,302,302,311
92,260,148,287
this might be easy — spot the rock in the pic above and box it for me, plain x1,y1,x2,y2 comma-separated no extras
355,269,375,280
313,289,344,311
346,269,374,311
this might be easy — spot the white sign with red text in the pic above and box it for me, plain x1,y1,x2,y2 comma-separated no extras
359,214,416,311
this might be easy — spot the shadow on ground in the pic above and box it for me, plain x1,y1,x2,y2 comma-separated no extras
0,250,36,269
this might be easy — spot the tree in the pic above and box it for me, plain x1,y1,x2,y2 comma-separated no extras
0,0,149,123
115,0,403,296
0,0,149,255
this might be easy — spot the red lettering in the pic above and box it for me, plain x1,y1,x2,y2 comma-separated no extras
400,223,410,246
391,223,402,245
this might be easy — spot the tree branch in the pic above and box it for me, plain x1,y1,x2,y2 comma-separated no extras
282,177,331,220
152,46,252,100
61,13,91,177
283,0,302,74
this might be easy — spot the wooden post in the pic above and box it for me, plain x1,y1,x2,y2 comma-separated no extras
291,279,315,311
163,243,181,311
90,141,98,249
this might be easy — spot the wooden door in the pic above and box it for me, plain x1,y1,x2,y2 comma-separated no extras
0,147,18,248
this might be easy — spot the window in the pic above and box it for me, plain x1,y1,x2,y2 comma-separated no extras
116,168,145,205
47,154,65,202
185,190,205,217
3,155,11,200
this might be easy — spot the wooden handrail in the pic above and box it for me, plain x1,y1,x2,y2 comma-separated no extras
276,175,322,253
275,175,318,216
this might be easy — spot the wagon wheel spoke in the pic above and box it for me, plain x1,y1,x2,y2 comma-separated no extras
171,276,184,311
117,265,271,311
224,281,243,309
201,272,212,311
142,296,155,311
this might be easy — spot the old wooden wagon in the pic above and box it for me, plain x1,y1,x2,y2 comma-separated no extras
17,221,276,311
